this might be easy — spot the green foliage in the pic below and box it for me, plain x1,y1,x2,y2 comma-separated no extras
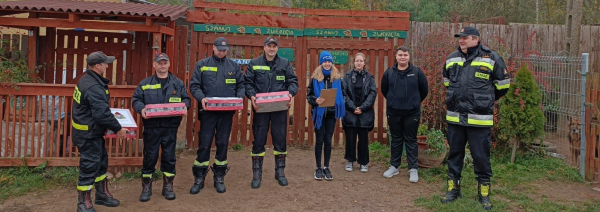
291,0,363,10
0,163,78,201
232,144,243,151
415,147,588,211
386,0,452,22
498,65,545,146
417,123,428,136
0,42,41,90
424,129,446,155
368,142,390,165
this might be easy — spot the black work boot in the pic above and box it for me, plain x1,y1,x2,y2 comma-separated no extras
211,164,229,193
162,174,176,200
478,181,493,210
190,166,209,194
94,179,120,207
440,179,462,203
139,177,153,202
251,156,263,189
77,190,96,212
275,155,288,186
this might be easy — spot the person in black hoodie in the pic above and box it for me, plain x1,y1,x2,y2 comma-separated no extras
381,46,428,183
342,53,377,173
307,51,345,181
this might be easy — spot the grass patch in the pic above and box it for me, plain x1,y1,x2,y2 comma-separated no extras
0,161,152,202
0,161,78,202
369,142,390,165
232,144,244,151
414,147,593,211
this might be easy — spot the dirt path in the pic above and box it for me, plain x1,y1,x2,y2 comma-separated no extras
0,147,434,212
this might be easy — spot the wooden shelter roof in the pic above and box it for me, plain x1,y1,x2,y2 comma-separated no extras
0,0,188,20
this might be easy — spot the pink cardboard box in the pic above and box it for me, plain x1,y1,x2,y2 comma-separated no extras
145,103,186,118
255,91,290,113
205,97,244,111
105,108,138,138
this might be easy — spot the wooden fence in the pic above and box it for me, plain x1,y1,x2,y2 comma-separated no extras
0,84,143,172
0,33,28,60
2,3,600,181
184,1,409,149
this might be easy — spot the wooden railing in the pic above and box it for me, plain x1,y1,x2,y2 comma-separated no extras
0,83,143,168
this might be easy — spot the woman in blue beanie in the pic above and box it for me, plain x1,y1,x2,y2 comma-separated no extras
307,51,345,181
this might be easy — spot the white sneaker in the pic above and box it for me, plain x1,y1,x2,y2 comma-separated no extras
409,169,419,183
383,166,399,178
360,165,368,173
345,162,353,172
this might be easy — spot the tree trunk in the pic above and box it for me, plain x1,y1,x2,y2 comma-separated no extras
510,139,519,163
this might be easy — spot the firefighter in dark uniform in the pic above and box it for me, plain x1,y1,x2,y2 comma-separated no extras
440,27,511,210
72,51,129,212
132,53,191,202
244,36,299,189
189,37,245,194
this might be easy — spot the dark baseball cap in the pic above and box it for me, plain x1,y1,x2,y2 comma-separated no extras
86,51,115,66
154,52,169,62
214,37,229,51
454,26,480,37
264,36,278,46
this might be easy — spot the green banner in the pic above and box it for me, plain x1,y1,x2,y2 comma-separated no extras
193,24,406,38
194,24,303,36
304,28,406,38
278,48,294,62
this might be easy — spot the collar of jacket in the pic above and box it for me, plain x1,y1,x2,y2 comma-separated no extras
86,69,110,85
212,54,227,63
262,54,279,64
152,72,174,83
353,69,366,76
392,62,414,73
457,43,486,57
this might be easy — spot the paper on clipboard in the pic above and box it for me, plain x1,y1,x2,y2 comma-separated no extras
319,88,337,107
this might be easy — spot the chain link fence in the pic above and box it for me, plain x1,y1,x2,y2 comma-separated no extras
514,52,585,167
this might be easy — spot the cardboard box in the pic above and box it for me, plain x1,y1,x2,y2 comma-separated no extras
205,97,244,111
105,108,137,138
255,91,290,113
145,103,186,118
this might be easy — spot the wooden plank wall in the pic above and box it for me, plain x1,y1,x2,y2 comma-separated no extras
585,72,600,182
186,1,410,149
186,32,299,149
303,37,395,148
407,23,600,75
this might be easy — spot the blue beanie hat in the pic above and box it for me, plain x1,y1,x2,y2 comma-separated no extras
320,51,334,65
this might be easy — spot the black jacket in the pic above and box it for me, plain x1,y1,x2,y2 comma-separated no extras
443,43,510,127
307,75,337,117
381,62,429,116
342,70,377,130
132,72,191,128
244,54,299,98
71,70,121,146
190,55,245,104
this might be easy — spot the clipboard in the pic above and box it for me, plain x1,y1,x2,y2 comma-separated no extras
319,88,337,107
